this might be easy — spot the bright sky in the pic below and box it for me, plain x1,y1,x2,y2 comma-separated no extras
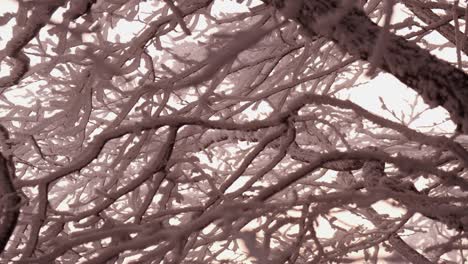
0,1,464,262
343,2,459,134
0,0,457,133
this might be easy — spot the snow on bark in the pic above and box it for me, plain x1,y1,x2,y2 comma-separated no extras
0,1,63,88
188,129,364,171
356,146,468,233
363,207,433,264
265,0,468,134
353,148,468,233
0,0,97,89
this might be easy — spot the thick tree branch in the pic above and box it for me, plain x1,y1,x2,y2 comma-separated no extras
265,0,468,133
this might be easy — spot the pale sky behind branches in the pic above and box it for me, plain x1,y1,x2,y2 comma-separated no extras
0,0,466,262
0,0,459,134
0,0,460,234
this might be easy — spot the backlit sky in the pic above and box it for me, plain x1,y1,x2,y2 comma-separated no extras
0,1,465,262
0,0,459,134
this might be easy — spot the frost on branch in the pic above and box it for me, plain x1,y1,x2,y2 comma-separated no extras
266,0,468,134
1,0,468,263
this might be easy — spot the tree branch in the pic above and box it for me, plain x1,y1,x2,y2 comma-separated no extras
265,0,468,133
402,0,468,56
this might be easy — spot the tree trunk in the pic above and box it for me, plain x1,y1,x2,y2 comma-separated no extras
0,154,20,254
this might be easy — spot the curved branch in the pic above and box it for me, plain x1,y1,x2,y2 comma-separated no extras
0,1,64,88
0,0,97,89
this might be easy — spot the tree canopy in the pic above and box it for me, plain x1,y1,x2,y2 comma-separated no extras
1,0,468,263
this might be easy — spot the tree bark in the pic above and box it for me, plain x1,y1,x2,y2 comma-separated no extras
264,0,468,134
362,207,434,264
0,126,20,256
0,154,19,254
